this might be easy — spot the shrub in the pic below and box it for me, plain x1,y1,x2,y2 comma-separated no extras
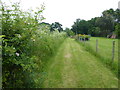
74,34,91,41
1,2,66,88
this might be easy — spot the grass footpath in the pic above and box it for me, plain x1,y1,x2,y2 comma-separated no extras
39,38,118,88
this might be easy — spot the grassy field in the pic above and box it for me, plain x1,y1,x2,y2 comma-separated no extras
37,38,118,88
79,37,118,75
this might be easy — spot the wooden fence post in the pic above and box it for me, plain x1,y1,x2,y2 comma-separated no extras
84,37,85,45
112,41,115,64
96,39,98,52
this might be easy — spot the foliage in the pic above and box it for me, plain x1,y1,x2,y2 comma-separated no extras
95,16,114,37
88,27,101,36
71,19,89,35
50,22,63,32
74,34,91,41
1,2,66,88
64,28,74,36
115,23,120,38
71,8,120,38
78,34,90,38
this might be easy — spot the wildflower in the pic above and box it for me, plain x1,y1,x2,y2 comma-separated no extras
18,34,21,38
33,39,35,42
16,52,19,56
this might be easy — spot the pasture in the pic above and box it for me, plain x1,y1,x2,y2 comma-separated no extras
79,37,118,75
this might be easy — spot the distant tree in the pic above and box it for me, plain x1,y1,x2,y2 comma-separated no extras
87,17,99,36
50,22,63,32
95,15,114,37
39,22,51,31
95,9,120,37
71,19,89,35
115,23,120,38
88,27,101,37
64,28,74,36
71,19,80,34
102,8,115,17
71,8,119,37
114,9,120,23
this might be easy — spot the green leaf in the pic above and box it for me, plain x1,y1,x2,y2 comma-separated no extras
0,35,6,38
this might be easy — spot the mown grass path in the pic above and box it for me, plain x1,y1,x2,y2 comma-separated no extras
41,38,118,88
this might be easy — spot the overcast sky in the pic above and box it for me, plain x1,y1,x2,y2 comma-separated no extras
2,0,120,29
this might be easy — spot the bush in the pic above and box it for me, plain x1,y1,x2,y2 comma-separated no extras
1,2,66,88
74,34,91,41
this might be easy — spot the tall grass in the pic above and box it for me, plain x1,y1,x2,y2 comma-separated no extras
26,30,67,88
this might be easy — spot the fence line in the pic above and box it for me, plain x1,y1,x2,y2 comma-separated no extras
79,38,116,65
112,41,115,64
96,39,98,53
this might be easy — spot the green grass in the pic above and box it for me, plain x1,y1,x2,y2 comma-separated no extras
37,38,118,88
79,37,118,76
87,37,118,62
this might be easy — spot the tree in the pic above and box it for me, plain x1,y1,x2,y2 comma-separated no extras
87,17,99,36
64,28,74,36
71,8,119,37
115,23,120,38
39,22,51,31
71,19,89,35
50,22,63,32
114,9,120,23
95,15,114,37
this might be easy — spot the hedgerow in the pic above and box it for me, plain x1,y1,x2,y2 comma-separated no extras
1,2,66,88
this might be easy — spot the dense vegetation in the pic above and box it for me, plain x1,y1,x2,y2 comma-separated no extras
1,2,66,88
71,8,120,38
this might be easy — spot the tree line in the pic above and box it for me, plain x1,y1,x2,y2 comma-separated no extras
41,8,120,38
71,8,120,38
